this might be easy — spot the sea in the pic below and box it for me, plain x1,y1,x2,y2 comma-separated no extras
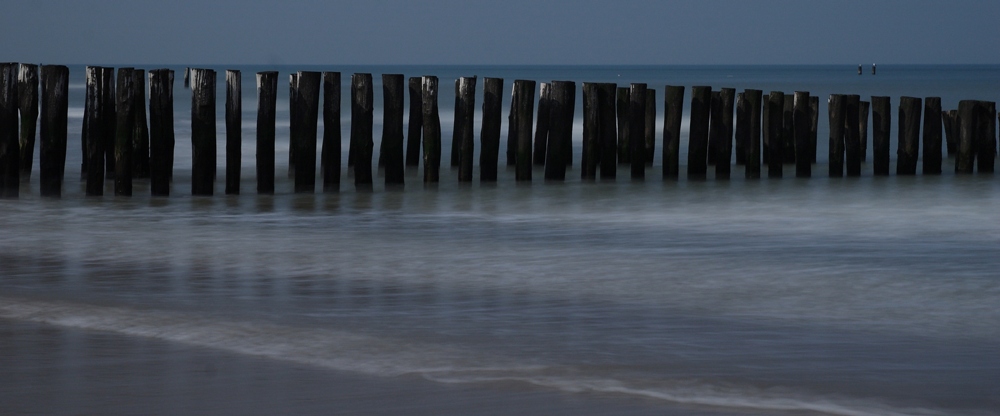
1,65,999,416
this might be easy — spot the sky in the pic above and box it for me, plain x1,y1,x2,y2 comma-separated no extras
2,0,999,66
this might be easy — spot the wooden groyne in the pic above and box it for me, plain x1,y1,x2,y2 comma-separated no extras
0,63,998,199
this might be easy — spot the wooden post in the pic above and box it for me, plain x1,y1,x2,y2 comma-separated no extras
762,96,769,165
644,88,656,166
533,82,550,166
942,110,956,158
0,63,19,198
782,94,795,164
321,72,341,192
957,101,977,173
456,76,476,182
767,91,784,178
546,80,574,181
809,96,819,164
716,88,735,178
289,73,299,176
922,97,942,174
513,79,536,181
688,86,711,178
132,69,150,179
382,74,405,186
17,64,38,178
896,96,921,175
351,73,374,190
663,85,684,179
598,83,618,180
39,65,68,197
581,83,599,180
149,69,174,196
114,67,135,196
707,90,721,165
479,77,503,182
406,76,422,167
293,71,320,193
859,100,870,163
844,95,861,177
84,67,105,195
506,84,518,167
564,84,576,168
977,101,996,173
616,87,630,165
101,67,115,178
793,91,811,177
827,94,845,177
735,92,747,166
628,83,646,180
421,76,441,183
744,89,762,179
190,68,216,196
255,71,278,194
225,70,241,194
871,96,891,176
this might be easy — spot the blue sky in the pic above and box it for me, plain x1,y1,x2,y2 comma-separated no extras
3,0,998,65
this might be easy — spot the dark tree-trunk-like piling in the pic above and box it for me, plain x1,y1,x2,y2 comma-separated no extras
871,96,892,176
513,79,536,182
827,94,845,177
766,91,784,178
716,88,735,178
707,90,722,165
744,89,762,179
225,70,241,194
321,72,341,192
83,67,103,195
406,77,423,167
897,96,921,175
616,87,630,165
644,88,656,166
844,95,861,177
39,65,68,197
18,64,38,178
688,86,711,178
289,74,299,175
922,97,942,174
943,109,958,157
977,101,996,173
628,83,647,180
190,69,216,196
598,83,618,180
506,84,518,167
101,67,115,179
809,96,819,164
114,67,135,196
0,63,20,198
479,77,503,182
663,86,684,179
581,83,599,180
735,92,747,166
956,100,977,174
382,74,405,186
533,82,551,166
859,100,870,162
782,94,795,164
455,76,476,182
132,70,150,179
293,71,321,193
255,71,278,194
149,69,174,196
546,80,575,181
421,76,442,183
351,73,374,190
793,91,812,177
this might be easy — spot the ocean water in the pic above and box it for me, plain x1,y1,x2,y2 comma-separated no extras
2,65,999,416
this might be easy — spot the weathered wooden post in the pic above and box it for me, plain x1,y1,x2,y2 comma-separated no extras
793,91,811,177
859,100,870,162
688,86,711,178
581,83,599,180
114,67,135,196
598,83,618,179
810,96,819,164
628,83,647,180
225,70,241,194
289,73,299,176
716,88,735,178
546,80,574,181
480,77,503,182
644,88,656,166
0,63,19,198
735,92,747,166
383,74,405,186
922,97,942,174
844,95,861,177
148,69,174,196
513,79,536,181
745,89,762,179
81,67,94,181
17,64,38,178
871,96,891,175
956,100,977,173
421,76,441,183
707,90,722,165
782,94,795,164
766,91,784,178
564,84,576,167
456,76,476,182
616,87,630,165
827,94,845,177
506,85,518,167
942,110,957,158
39,65,68,197
293,71,321,193
351,73,374,190
132,70,150,179
977,101,996,173
255,71,278,194
190,68,216,195
321,72,341,192
533,82,550,166
83,67,104,195
663,85,684,179
896,96,921,175
101,67,116,178
406,76,422,167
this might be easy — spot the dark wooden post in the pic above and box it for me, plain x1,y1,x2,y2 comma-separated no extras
114,67,135,196
922,97,942,174
351,73,374,190
321,72,341,192
871,96,891,176
644,88,656,166
383,74,405,186
943,109,958,157
293,71,320,193
827,94,845,177
766,91,784,178
628,83,646,180
533,82,550,166
39,65,68,197
101,67,115,178
688,86,711,178
793,91,812,177
707,90,721,165
456,76,476,182
190,68,216,195
977,101,996,173
0,63,19,198
598,83,618,180
406,76,422,167
663,85,684,179
716,88,735,178
149,69,174,196
745,89,762,179
859,100,870,163
546,80,574,181
581,83,599,180
616,87,630,165
844,95,861,177
132,70,150,179
480,77,503,182
255,71,278,194
564,84,576,167
809,96,819,163
289,73,299,176
225,70,241,194
421,76,441,183
513,79,536,182
956,100,977,173
17,64,38,178
506,84,518,167
83,67,104,195
782,94,795,164
896,96,921,175
735,92,747,166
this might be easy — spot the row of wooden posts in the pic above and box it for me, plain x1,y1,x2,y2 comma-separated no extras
0,63,997,198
